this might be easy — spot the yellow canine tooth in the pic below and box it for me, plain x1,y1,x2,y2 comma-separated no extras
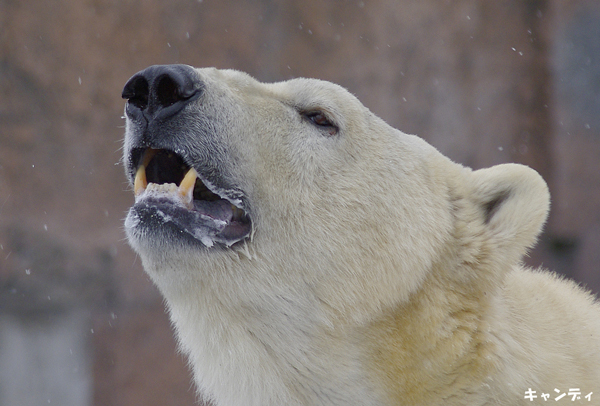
179,167,198,202
133,149,158,196
142,148,158,166
134,164,147,196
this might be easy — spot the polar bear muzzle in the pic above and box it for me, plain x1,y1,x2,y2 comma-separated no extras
122,65,252,248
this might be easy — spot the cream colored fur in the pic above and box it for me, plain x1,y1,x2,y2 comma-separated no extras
124,68,600,405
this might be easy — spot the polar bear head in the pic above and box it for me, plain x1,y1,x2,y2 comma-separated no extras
122,65,553,405
122,65,549,322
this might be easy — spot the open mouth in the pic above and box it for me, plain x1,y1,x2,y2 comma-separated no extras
129,148,252,247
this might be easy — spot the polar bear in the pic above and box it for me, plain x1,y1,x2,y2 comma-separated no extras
121,65,600,406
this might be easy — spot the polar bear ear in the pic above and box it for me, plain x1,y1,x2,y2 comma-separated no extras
470,163,550,258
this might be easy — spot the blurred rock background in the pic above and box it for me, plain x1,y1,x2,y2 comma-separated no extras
0,0,599,405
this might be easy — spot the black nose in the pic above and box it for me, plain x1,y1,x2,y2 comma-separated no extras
122,64,202,121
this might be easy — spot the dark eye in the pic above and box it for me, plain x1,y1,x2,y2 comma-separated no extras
304,110,338,136
307,111,331,126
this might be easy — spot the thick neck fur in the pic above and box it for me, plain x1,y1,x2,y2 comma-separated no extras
143,184,514,406
151,253,382,406
361,186,520,405
363,255,505,405
157,238,508,406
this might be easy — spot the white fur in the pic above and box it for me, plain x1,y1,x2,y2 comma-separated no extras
125,68,600,406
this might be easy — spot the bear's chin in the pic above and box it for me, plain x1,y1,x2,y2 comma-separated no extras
125,198,252,249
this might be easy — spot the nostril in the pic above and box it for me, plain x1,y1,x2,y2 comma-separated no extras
156,74,183,108
122,76,149,110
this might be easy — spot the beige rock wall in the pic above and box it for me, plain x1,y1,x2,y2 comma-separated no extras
1,1,598,404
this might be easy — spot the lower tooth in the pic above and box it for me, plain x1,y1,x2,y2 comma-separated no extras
147,183,178,194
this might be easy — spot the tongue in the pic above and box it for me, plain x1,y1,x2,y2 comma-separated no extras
193,199,233,223
154,199,234,247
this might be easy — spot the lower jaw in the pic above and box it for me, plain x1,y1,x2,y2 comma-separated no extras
125,201,251,249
